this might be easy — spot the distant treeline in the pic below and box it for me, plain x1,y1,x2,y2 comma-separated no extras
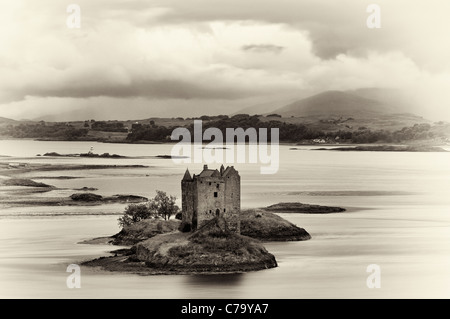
91,121,128,132
2,115,447,144
338,123,436,143
2,123,88,140
126,114,443,144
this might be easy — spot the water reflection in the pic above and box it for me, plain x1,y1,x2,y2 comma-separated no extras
185,273,245,287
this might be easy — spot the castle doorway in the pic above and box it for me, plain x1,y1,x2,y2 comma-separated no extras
215,209,220,217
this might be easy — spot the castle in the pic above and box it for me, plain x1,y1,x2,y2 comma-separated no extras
181,165,241,233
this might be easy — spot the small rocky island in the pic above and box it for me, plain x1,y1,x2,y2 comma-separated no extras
240,209,312,241
81,165,345,275
84,217,277,274
81,205,320,274
264,202,345,214
87,207,312,246
39,152,126,158
70,193,148,204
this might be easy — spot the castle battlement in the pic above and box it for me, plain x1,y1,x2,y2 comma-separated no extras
181,164,241,233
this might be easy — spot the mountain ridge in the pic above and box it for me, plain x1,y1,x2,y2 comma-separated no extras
0,117,17,125
271,90,395,118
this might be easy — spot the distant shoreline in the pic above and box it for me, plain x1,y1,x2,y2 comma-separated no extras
313,145,448,152
1,138,448,151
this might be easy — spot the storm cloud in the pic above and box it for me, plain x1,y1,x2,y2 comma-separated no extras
0,0,449,121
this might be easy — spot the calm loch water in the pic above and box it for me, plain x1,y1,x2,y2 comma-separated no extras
0,140,449,298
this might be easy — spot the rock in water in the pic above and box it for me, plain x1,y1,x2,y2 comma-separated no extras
1,178,53,188
265,202,345,214
70,193,103,202
240,210,311,241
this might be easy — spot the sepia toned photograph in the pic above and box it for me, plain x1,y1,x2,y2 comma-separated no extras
0,0,449,303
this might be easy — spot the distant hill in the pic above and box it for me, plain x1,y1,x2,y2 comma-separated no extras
272,90,394,118
233,96,303,116
346,88,419,114
0,117,16,124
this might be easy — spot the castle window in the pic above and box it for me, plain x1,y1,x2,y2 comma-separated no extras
216,184,219,188
224,208,226,212
209,210,212,214
209,182,211,185
214,192,218,197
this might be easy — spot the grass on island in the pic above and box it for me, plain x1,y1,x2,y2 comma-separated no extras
134,217,278,273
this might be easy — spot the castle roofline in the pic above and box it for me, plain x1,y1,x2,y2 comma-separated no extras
183,165,239,181
222,165,238,177
182,168,192,181
198,169,220,178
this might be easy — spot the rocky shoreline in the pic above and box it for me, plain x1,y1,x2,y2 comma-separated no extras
316,145,447,152
39,152,126,158
1,191,148,207
80,204,323,275
0,161,150,208
0,162,148,178
240,209,311,241
82,217,278,275
82,207,313,247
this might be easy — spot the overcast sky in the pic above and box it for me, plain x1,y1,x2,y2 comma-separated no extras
1,0,450,120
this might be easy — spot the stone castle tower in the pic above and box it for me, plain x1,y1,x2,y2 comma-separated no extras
181,165,241,233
